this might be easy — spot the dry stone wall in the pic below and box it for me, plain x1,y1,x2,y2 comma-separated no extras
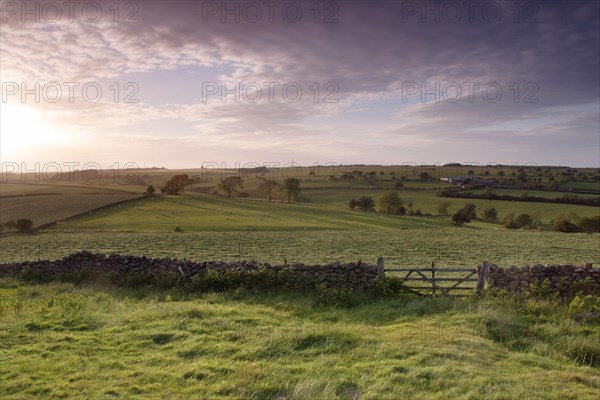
0,251,379,291
486,263,600,296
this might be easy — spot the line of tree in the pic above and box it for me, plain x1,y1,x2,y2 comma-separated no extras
348,192,426,216
438,188,600,207
215,177,301,203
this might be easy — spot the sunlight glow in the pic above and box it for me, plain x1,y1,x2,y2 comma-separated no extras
0,104,66,157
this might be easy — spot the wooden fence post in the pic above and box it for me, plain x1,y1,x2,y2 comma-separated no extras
377,257,384,280
476,261,489,296
431,261,436,296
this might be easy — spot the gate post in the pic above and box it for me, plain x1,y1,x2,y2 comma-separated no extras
377,257,384,280
476,261,489,296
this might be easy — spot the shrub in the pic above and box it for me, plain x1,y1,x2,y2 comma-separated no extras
174,226,184,232
569,294,600,319
503,213,520,229
482,208,497,222
553,216,582,233
16,219,34,232
515,213,533,229
577,216,600,233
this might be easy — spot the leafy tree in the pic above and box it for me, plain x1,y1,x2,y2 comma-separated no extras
218,176,244,198
451,203,477,226
419,172,432,181
461,203,477,220
258,179,279,202
515,213,533,228
394,182,404,189
161,174,192,195
145,185,156,196
283,178,301,203
377,191,403,214
348,199,358,210
451,211,470,226
437,201,451,216
357,196,375,211
482,207,497,222
484,186,494,198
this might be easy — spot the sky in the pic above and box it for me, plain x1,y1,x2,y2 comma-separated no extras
0,0,599,169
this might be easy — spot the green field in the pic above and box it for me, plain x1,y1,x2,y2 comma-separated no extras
0,183,140,227
0,166,598,399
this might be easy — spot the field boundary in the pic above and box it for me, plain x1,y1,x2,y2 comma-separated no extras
35,195,147,229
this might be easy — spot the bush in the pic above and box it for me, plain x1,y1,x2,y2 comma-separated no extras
554,218,582,233
569,294,600,320
515,213,533,229
577,216,600,233
482,208,497,222
16,219,33,232
3,219,34,232
174,226,184,232
502,213,520,229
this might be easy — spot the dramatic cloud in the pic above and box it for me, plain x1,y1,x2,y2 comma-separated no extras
1,0,598,167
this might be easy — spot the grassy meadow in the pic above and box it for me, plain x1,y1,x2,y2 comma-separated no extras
1,279,599,400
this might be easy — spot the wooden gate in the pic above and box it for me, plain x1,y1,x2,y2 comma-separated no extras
376,258,489,297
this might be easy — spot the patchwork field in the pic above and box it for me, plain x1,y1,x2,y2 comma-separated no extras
0,166,598,400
